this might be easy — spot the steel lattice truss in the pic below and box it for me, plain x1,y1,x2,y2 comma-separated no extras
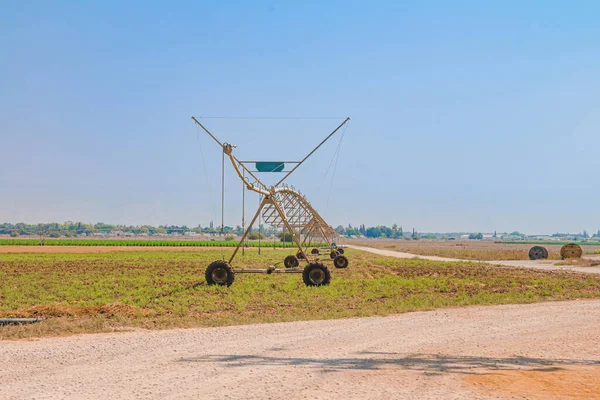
261,184,337,248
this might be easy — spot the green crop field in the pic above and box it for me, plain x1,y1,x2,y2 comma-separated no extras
0,239,323,248
2,248,600,340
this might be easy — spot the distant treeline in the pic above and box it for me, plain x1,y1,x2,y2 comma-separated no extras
1,221,410,239
334,224,412,239
1,222,248,237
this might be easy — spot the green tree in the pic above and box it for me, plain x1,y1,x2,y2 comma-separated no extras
248,232,265,240
278,231,296,242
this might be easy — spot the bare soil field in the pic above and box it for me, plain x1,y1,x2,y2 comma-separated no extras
350,239,600,261
348,244,600,276
1,300,598,399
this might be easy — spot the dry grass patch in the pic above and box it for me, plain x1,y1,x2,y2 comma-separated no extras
556,258,600,267
1,303,150,318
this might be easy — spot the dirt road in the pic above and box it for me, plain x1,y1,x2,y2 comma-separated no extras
347,244,600,275
1,300,599,399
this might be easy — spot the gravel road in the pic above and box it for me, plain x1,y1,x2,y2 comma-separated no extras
1,300,599,399
347,244,600,275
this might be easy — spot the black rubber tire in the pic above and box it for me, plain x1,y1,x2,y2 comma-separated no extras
284,255,299,269
311,248,319,255
329,250,339,259
528,246,548,260
205,260,235,286
297,251,305,260
336,248,345,255
334,255,349,269
302,263,331,286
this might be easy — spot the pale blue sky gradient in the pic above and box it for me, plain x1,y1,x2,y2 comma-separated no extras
1,1,599,234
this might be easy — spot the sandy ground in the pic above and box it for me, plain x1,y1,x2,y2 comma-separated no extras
1,300,599,400
347,245,600,275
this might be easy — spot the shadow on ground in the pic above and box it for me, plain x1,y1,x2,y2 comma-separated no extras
179,352,600,375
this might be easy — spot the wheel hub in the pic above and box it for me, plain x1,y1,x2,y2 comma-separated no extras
309,269,325,284
212,267,228,284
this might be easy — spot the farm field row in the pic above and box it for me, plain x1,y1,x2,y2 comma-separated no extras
2,248,600,339
351,239,600,260
0,239,323,248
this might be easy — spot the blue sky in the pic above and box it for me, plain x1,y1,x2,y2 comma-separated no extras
1,1,598,234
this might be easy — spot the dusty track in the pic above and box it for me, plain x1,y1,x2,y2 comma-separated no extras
347,244,600,275
1,300,599,399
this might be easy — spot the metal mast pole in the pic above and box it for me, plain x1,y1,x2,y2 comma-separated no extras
258,194,262,255
221,150,225,235
242,168,245,256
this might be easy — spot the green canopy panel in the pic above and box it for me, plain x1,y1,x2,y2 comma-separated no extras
256,162,285,172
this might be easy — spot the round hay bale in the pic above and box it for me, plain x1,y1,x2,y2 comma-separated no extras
528,246,548,260
560,243,583,260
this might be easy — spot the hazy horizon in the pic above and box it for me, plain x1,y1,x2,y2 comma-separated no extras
0,220,595,237
2,2,598,234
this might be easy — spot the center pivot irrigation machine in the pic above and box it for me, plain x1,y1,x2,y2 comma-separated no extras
191,116,350,287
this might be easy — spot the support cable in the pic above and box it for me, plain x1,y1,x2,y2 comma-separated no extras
194,125,219,233
275,118,350,187
325,121,349,216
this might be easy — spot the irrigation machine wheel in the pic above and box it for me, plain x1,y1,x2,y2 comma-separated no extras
528,246,548,260
330,250,340,259
311,248,320,255
205,260,235,287
334,255,349,269
336,248,345,255
560,243,583,260
297,251,305,260
302,263,331,286
284,255,300,269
